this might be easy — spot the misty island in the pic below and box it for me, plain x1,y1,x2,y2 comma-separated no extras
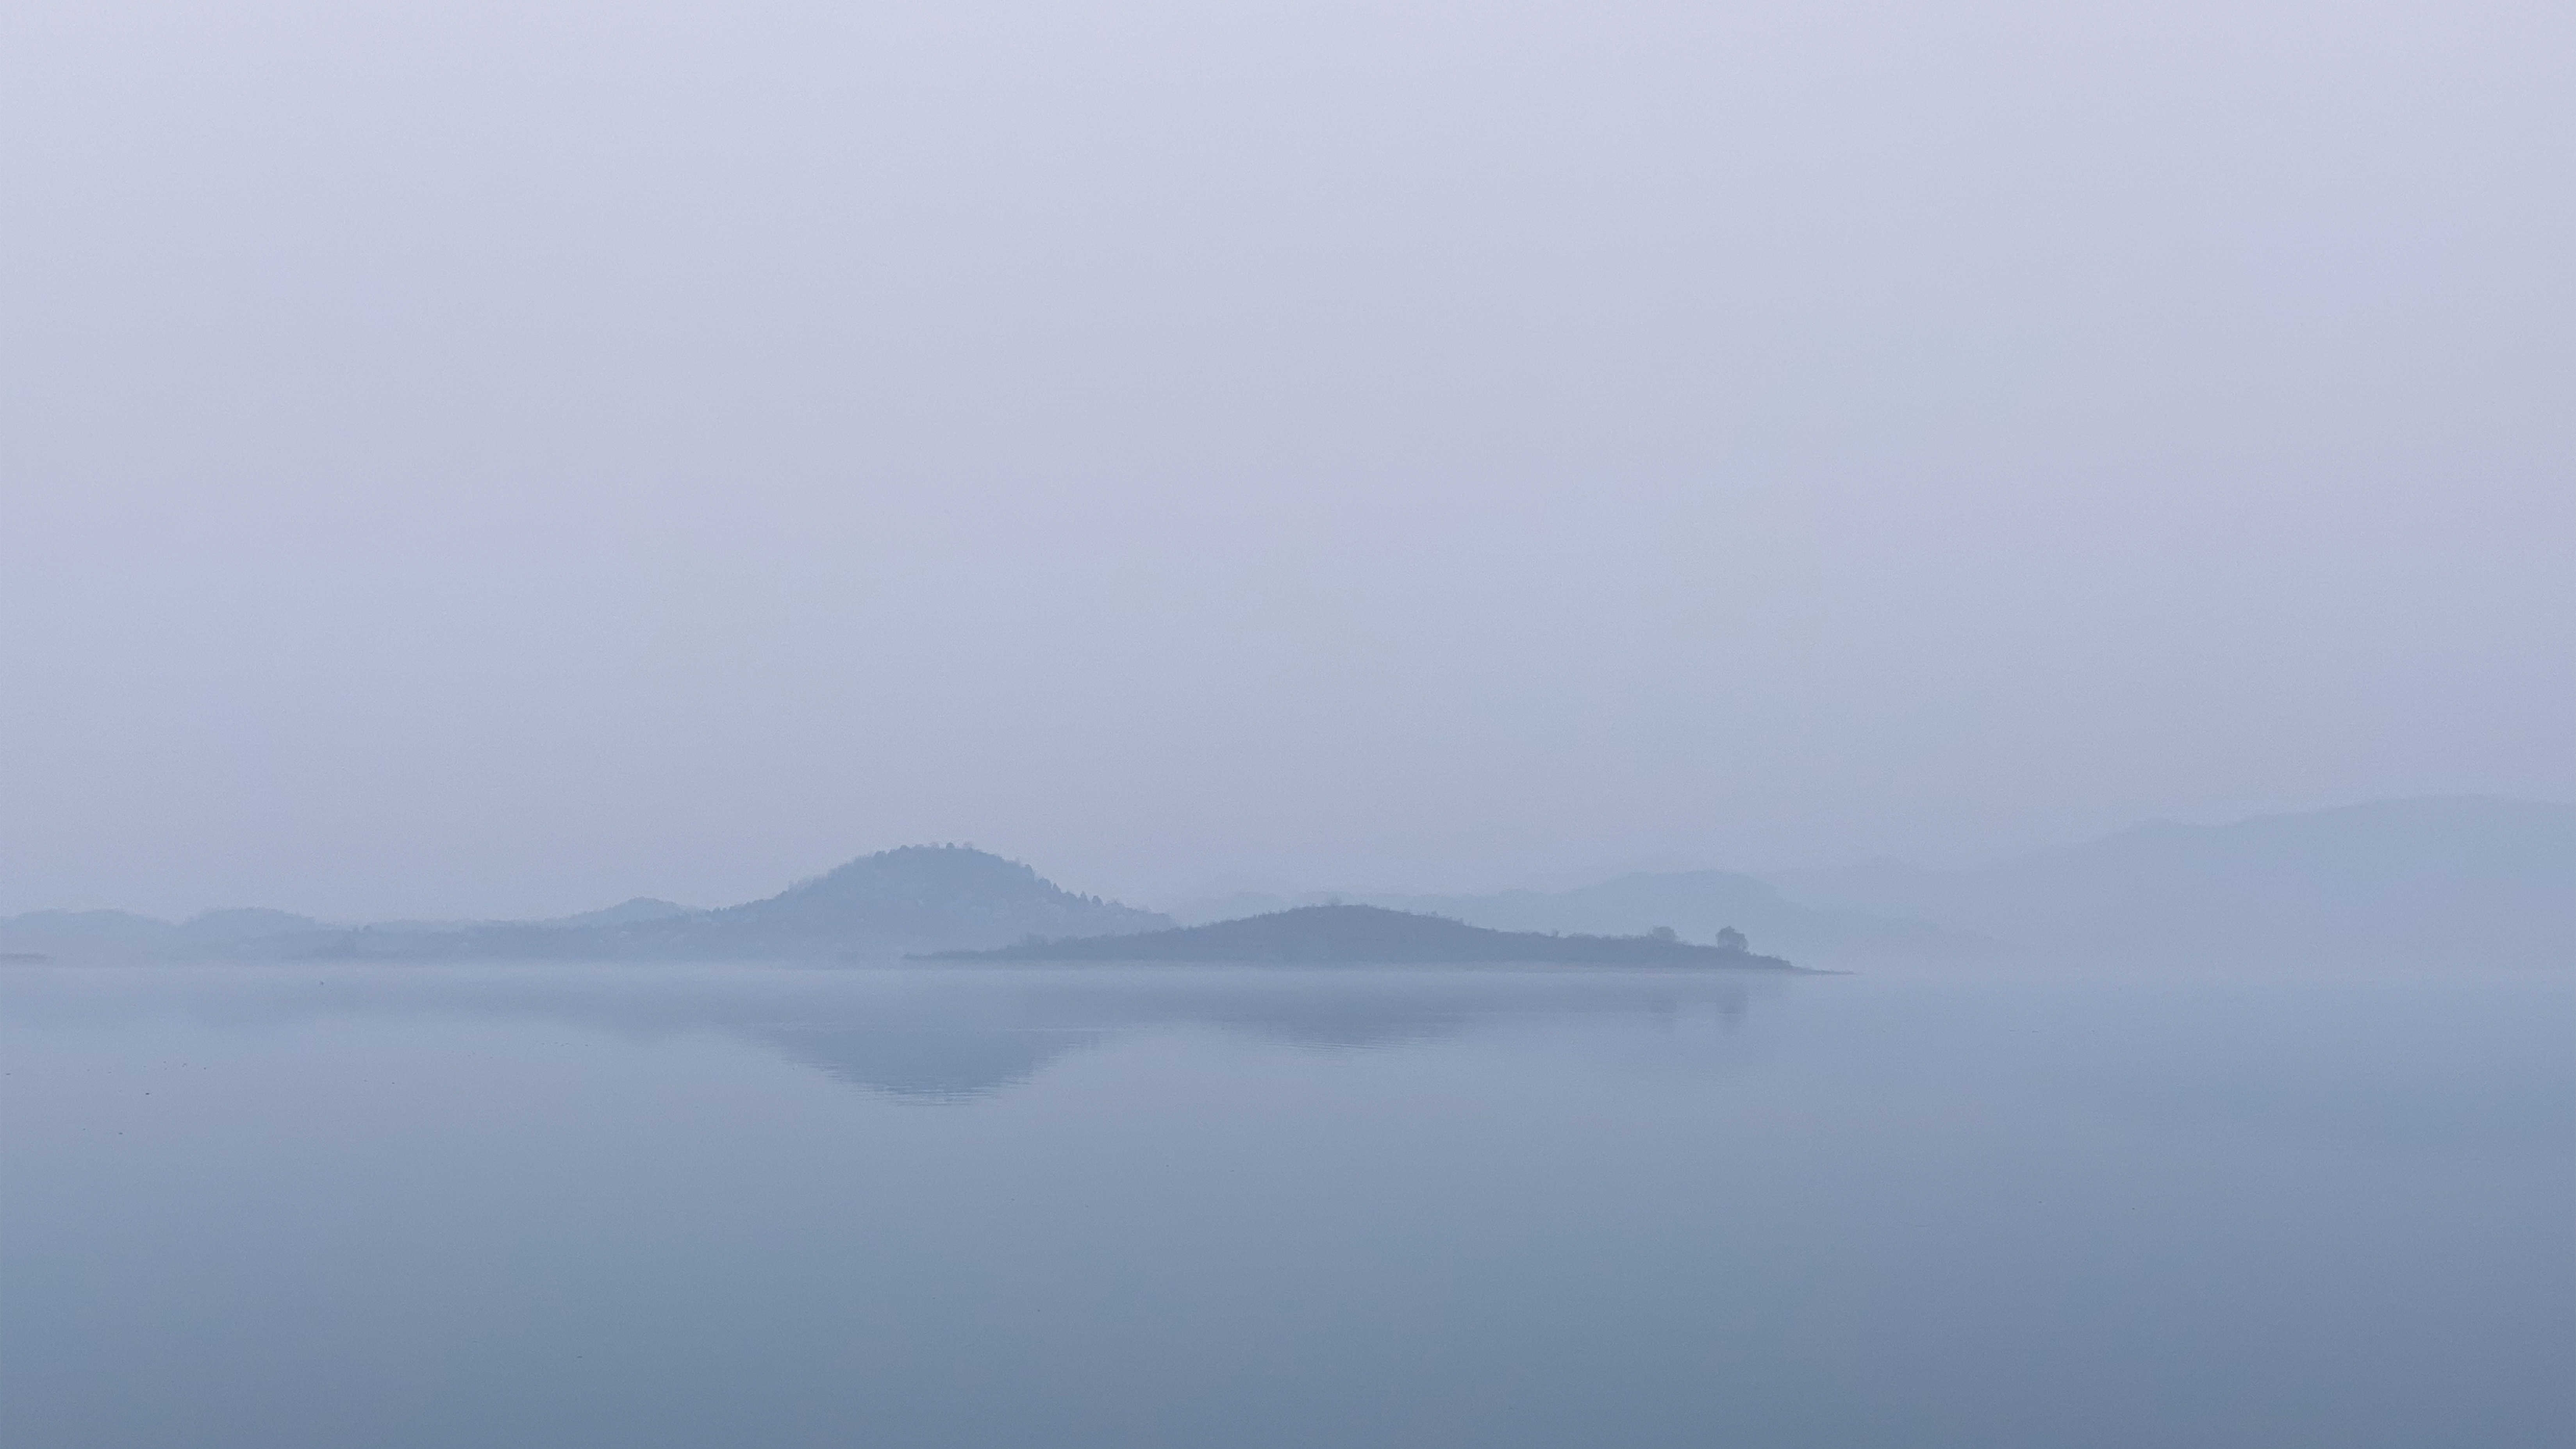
921,903,1794,968
0,845,1792,969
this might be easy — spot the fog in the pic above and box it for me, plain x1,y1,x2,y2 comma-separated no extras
4,0,2567,920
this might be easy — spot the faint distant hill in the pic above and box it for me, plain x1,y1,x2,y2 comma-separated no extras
1769,797,2576,970
0,847,1167,963
1172,872,1975,967
0,908,330,962
348,897,700,938
930,903,1796,967
544,897,697,928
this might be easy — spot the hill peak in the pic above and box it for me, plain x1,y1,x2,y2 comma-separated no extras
696,845,1166,949
749,846,1085,913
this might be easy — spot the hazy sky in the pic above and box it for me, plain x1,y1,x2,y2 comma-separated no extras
4,0,2568,918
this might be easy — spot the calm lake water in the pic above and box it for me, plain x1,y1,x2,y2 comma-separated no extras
3,963,2569,1448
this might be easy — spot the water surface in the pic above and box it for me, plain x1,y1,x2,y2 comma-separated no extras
4,964,2568,1447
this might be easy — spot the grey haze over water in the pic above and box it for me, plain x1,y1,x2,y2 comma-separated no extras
5,0,2569,921
5,963,2569,1447
6,7,2569,1447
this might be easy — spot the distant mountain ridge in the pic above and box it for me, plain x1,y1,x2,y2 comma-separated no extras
929,904,1797,967
1768,797,2574,969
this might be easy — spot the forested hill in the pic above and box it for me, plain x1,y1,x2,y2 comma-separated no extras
925,904,1795,967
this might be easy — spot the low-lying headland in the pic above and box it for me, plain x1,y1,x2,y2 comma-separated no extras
921,903,1795,968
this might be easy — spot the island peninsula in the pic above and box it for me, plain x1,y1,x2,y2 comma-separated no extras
919,903,1795,967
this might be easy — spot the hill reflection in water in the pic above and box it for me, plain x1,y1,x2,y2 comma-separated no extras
3,963,1766,1102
